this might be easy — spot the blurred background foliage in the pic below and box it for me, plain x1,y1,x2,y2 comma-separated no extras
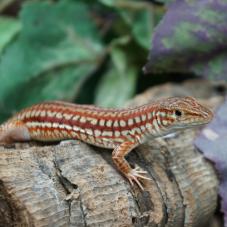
0,0,164,122
0,0,226,123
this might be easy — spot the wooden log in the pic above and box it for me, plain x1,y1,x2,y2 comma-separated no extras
0,80,222,227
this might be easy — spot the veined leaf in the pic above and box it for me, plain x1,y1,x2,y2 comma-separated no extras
0,0,104,121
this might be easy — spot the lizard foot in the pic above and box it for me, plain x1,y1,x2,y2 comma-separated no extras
126,166,151,190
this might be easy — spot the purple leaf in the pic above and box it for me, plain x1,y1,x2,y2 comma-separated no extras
143,0,227,80
195,100,227,226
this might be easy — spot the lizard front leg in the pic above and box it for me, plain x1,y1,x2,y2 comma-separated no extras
112,141,150,190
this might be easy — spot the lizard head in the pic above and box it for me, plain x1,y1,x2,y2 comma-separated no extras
155,96,213,132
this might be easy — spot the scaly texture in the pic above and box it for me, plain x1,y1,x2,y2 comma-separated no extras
0,97,213,189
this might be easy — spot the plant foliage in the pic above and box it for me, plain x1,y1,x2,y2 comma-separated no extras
0,0,160,121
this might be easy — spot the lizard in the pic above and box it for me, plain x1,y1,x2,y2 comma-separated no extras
0,96,213,189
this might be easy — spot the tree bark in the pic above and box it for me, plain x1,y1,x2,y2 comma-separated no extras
0,80,223,227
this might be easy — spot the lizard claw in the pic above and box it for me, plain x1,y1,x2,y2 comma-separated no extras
126,167,151,190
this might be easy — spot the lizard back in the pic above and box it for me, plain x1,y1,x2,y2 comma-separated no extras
12,101,156,147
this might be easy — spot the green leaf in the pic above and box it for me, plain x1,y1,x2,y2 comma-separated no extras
99,0,160,49
0,17,21,54
0,0,104,121
95,48,137,107
118,7,154,49
7,65,96,108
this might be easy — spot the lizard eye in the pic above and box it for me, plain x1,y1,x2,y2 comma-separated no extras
175,110,182,117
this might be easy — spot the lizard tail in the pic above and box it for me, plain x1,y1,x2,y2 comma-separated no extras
0,120,30,144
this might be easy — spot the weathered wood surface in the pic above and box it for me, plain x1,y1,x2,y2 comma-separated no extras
0,79,224,227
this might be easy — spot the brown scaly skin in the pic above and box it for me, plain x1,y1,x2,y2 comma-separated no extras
0,97,213,189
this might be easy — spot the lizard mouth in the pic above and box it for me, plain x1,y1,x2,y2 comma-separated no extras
200,106,214,124
185,105,213,126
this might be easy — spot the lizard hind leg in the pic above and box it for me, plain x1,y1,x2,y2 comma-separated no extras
0,119,30,144
112,141,151,190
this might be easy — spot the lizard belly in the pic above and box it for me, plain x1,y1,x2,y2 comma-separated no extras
28,126,119,149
